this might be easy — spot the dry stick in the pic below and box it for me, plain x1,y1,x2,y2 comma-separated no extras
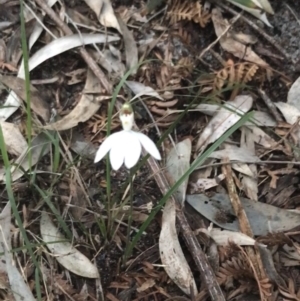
257,89,283,122
221,158,272,301
143,152,225,301
210,0,295,64
33,0,112,93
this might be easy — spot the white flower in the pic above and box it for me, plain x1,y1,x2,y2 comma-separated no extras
94,103,161,170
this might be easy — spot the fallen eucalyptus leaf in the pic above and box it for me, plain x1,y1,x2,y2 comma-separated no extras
187,193,300,236
0,132,52,182
212,8,270,67
117,16,138,73
166,138,192,204
40,212,99,278
275,102,300,125
159,139,197,295
0,75,50,121
159,200,197,295
0,121,28,156
199,227,259,246
84,0,121,33
287,76,300,111
126,81,163,101
0,203,36,301
196,95,253,152
0,33,119,122
195,104,276,127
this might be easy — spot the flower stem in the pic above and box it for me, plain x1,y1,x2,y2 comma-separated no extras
124,169,134,263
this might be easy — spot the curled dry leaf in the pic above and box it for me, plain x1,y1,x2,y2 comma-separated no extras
43,69,102,131
196,95,253,152
159,139,197,295
0,203,36,301
0,132,52,182
159,200,197,295
199,227,259,246
40,212,99,279
0,122,27,157
0,33,119,122
0,75,50,121
84,0,121,33
212,8,270,68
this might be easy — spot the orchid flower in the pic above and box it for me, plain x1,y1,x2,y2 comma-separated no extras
94,103,161,170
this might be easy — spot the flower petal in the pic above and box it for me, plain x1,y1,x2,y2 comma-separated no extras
135,132,161,160
124,132,142,169
94,132,122,163
110,143,125,170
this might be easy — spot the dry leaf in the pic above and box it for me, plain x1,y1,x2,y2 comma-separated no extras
240,127,258,201
43,69,102,130
0,33,119,122
288,76,300,111
0,122,27,156
40,212,99,278
187,193,300,236
85,0,121,33
0,132,51,182
199,227,259,246
275,102,300,125
166,138,192,205
159,200,197,295
190,174,225,193
117,16,138,73
159,139,197,295
196,95,253,152
0,75,50,121
126,81,163,101
195,104,276,127
212,8,269,68
0,203,36,301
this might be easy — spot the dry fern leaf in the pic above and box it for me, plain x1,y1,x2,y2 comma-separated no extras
192,2,211,28
173,26,192,44
213,62,259,92
167,0,210,26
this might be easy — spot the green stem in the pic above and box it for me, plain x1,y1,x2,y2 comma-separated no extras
124,169,134,262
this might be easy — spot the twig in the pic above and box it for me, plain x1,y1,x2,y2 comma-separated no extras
144,153,225,301
32,0,112,93
210,0,295,64
258,89,283,122
222,158,273,301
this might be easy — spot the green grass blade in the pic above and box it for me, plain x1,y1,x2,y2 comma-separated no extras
0,125,40,271
20,0,32,173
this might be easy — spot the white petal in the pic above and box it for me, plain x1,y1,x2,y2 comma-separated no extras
94,132,122,163
109,131,129,170
124,132,142,169
110,143,125,170
135,132,161,160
